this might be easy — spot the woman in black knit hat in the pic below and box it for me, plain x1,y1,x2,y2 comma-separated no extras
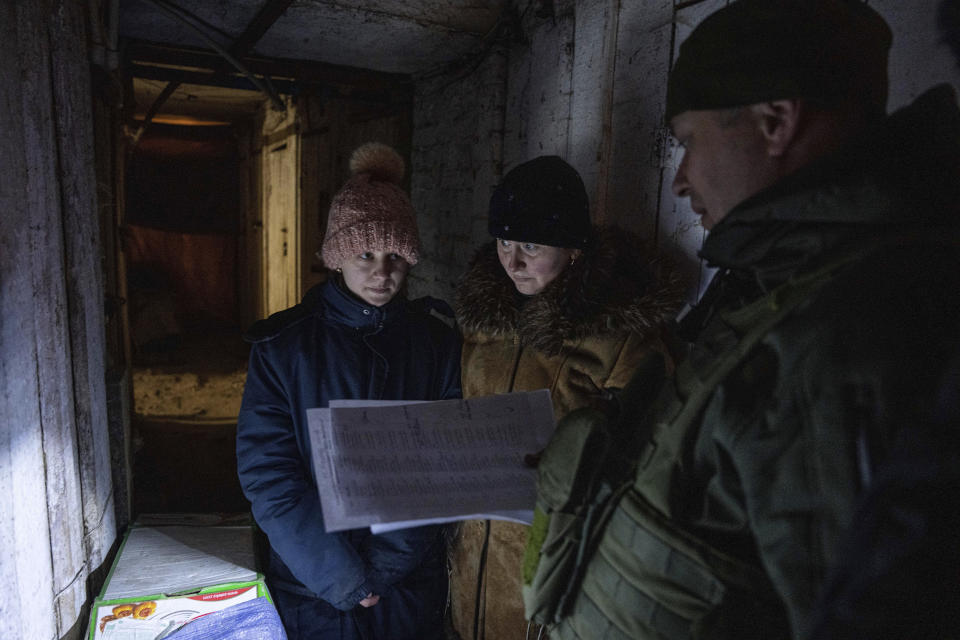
447,155,685,640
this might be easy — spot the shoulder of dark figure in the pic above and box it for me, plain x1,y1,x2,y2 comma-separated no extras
243,286,324,343
243,304,315,343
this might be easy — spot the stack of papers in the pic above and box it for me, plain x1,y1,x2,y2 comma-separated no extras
88,523,276,640
306,390,555,532
102,526,258,600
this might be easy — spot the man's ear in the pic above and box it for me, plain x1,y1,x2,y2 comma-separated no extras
751,99,802,157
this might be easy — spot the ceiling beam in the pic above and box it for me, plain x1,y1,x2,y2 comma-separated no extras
131,0,281,139
229,0,296,58
131,63,296,94
131,0,297,137
130,62,411,105
125,41,411,92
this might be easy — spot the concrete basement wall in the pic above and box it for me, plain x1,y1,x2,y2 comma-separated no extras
409,40,509,298
411,0,960,306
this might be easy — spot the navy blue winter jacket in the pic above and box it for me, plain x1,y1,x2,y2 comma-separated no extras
237,279,462,611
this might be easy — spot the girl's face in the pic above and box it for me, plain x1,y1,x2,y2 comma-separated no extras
496,239,579,296
340,250,409,306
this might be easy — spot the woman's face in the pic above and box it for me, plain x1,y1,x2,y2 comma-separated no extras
340,250,409,306
496,239,578,296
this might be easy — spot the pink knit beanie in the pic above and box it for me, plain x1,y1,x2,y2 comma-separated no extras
321,142,421,269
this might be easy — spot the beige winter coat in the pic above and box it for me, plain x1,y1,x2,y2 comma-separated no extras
449,227,684,640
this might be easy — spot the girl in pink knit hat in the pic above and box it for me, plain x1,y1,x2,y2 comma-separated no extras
237,143,460,640
320,142,422,305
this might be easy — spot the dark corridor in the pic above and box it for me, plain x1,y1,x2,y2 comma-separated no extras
125,122,251,517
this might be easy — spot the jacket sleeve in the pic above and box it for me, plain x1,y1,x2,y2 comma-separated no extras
706,339,862,639
602,330,670,392
807,423,960,640
236,342,379,610
807,348,960,640
715,326,943,638
362,525,444,587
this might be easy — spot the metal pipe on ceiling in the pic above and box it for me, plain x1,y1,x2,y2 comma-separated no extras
143,0,286,111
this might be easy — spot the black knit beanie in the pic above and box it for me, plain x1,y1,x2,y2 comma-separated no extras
665,0,892,122
488,156,591,249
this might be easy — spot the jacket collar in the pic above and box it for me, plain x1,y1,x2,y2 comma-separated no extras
700,84,960,288
316,278,405,329
455,226,684,355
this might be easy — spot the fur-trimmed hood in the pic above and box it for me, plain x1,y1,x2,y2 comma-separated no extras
455,227,685,355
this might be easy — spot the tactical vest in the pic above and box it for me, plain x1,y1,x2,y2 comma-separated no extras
524,256,857,639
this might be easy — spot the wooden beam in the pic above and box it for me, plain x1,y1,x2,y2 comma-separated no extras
229,0,296,58
132,0,295,138
131,62,294,94
125,41,410,92
129,62,412,106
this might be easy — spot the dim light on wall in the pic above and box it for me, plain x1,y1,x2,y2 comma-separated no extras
132,115,231,126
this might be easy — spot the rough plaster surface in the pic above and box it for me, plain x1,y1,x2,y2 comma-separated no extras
502,12,576,164
409,43,508,303
120,0,504,74
872,0,960,110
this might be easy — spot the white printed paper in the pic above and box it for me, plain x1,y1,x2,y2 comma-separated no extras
102,527,257,601
306,390,554,532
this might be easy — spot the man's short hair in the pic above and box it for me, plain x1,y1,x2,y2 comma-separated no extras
665,0,892,122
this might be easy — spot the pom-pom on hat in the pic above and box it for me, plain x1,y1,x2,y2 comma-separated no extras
488,156,591,249
321,142,421,269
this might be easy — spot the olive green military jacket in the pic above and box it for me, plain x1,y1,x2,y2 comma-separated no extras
550,85,960,640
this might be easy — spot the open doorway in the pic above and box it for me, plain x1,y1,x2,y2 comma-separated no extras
125,122,252,514
119,64,412,518
124,80,266,516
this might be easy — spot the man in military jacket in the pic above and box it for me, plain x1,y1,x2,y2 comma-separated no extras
537,1,960,638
